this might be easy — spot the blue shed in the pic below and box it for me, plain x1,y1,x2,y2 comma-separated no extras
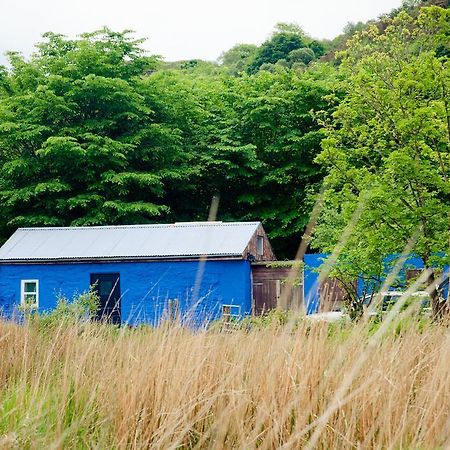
303,253,449,314
0,221,275,326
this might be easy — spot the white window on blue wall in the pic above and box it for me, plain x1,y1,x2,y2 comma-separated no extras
21,280,39,309
222,304,241,322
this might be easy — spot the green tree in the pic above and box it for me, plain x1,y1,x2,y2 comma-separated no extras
288,48,316,65
143,66,338,257
140,70,261,222
313,7,450,317
226,66,339,256
273,22,306,36
0,29,185,232
0,27,338,258
218,44,258,75
308,40,326,58
247,24,306,74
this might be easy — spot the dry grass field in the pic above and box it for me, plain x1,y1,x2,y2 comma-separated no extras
0,315,448,450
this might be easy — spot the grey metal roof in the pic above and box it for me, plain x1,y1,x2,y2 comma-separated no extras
0,222,261,262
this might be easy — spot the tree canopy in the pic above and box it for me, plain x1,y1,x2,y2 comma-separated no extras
0,28,337,258
246,23,325,74
0,29,181,232
312,6,450,315
0,1,448,276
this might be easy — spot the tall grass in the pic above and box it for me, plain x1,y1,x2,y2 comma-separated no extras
0,318,448,449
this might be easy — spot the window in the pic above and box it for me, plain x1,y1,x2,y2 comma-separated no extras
256,235,264,256
222,304,241,322
21,280,39,309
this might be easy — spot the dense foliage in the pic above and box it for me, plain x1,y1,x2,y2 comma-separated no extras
218,23,326,76
0,29,336,257
312,6,450,316
0,30,172,229
0,0,448,268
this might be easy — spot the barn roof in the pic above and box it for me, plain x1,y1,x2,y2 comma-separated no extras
0,222,262,262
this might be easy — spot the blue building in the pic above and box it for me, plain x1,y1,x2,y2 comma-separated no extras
303,253,449,314
0,222,275,325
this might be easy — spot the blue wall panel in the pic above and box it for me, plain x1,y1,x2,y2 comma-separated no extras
0,260,252,326
303,253,448,313
304,253,327,314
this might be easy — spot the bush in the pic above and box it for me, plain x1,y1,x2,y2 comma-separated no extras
238,309,296,330
32,287,100,328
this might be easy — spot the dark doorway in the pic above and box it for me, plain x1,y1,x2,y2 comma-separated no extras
90,273,121,324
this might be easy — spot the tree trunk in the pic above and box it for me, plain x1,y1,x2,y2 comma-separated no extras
426,268,448,320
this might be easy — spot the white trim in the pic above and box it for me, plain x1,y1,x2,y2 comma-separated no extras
222,304,241,319
256,235,264,256
21,279,39,309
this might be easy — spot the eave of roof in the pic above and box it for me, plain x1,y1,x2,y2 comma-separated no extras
0,254,245,264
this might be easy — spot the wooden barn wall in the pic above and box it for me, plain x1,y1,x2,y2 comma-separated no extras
319,277,354,312
251,264,303,314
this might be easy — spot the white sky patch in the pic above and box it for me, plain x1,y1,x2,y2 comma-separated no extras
1,0,403,65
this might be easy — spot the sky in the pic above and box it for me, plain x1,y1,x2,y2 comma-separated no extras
0,0,403,65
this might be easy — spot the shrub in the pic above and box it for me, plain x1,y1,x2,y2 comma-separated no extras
34,287,100,328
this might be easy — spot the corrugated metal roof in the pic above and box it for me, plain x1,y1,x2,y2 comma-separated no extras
0,222,261,262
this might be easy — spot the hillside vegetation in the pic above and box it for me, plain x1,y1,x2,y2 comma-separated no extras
0,3,449,272
0,31,337,257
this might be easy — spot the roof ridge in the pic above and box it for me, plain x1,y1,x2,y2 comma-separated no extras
17,221,261,231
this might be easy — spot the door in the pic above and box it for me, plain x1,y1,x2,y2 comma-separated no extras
251,265,303,314
252,280,278,314
90,273,121,324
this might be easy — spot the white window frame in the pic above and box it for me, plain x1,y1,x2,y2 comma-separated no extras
21,279,39,309
222,304,241,321
256,235,264,256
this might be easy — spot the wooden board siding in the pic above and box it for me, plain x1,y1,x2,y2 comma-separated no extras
251,263,303,314
243,224,275,262
319,277,356,312
406,269,423,281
